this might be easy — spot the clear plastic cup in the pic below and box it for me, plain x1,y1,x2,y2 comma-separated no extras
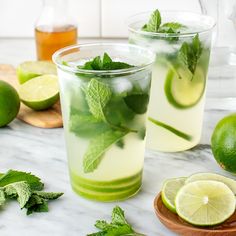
53,43,155,201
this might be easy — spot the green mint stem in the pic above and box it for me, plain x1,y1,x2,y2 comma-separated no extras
148,117,192,141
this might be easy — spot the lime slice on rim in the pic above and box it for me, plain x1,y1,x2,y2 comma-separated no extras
161,177,186,213
165,66,205,109
17,61,57,84
175,180,235,226
185,172,236,195
19,74,59,111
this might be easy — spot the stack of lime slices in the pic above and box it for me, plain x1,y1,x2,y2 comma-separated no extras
161,173,236,226
17,61,59,111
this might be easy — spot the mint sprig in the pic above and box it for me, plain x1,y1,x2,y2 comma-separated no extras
178,34,202,76
142,9,186,40
0,170,63,215
87,206,146,236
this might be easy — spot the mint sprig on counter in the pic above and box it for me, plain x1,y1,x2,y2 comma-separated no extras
87,206,146,236
0,169,63,215
142,9,186,35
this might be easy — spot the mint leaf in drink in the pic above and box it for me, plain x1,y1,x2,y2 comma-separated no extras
4,181,32,208
79,53,134,71
142,9,161,32
87,206,146,236
85,79,112,121
124,94,149,114
160,22,186,31
0,169,43,191
178,34,203,76
83,130,128,173
70,108,110,138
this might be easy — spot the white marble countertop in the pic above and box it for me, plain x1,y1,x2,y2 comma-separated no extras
0,39,235,236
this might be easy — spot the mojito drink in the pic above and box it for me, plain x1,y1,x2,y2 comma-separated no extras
128,10,215,152
53,44,154,201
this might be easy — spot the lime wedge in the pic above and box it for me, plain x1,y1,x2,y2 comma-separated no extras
19,74,59,111
185,172,236,195
165,66,205,109
17,61,57,84
175,180,235,226
161,177,186,213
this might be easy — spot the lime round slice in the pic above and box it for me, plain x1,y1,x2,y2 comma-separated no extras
175,180,235,226
161,177,186,213
185,172,236,195
19,74,59,111
17,61,57,84
165,66,205,109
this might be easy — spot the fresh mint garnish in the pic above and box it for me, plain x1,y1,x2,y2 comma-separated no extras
142,9,161,32
87,206,146,236
124,94,149,114
0,169,63,215
142,9,186,40
83,130,128,173
178,34,202,76
79,53,134,71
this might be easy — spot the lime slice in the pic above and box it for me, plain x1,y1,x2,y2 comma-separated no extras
185,172,236,195
161,177,186,213
19,74,59,111
175,180,235,226
17,61,57,84
165,66,205,109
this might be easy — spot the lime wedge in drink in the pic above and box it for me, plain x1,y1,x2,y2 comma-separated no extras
175,180,235,226
161,177,186,213
17,61,57,84
185,172,236,195
165,66,205,109
19,74,59,111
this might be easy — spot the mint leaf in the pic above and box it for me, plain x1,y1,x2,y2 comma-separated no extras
88,206,146,236
83,130,128,173
25,194,48,215
142,9,161,32
33,191,63,200
160,22,186,31
70,108,110,138
85,79,112,121
4,181,32,208
112,206,128,225
0,170,43,191
103,53,112,65
102,62,134,70
178,34,202,75
124,94,149,114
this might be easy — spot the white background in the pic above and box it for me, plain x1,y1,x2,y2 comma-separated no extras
0,0,201,38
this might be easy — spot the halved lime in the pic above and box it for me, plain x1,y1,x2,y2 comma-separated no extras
161,177,186,213
17,61,57,84
175,180,235,226
165,66,205,109
185,172,236,195
19,74,59,111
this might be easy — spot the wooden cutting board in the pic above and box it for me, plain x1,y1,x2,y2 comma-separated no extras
0,64,63,128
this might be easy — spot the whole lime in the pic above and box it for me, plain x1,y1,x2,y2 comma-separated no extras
0,80,20,127
211,113,236,173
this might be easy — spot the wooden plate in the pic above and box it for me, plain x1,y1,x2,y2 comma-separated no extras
154,193,236,236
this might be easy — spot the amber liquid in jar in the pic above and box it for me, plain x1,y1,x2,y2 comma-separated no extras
35,25,77,60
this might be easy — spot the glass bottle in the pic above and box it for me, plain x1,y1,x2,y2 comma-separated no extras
35,0,77,61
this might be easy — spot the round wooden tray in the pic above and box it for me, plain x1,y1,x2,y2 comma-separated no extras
154,193,236,236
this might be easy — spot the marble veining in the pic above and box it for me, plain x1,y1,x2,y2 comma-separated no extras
0,39,236,236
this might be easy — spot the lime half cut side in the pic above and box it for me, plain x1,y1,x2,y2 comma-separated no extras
161,177,186,213
19,74,59,111
165,66,205,109
185,172,236,195
17,61,57,84
175,180,235,226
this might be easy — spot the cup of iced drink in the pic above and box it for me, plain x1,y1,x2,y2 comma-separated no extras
128,10,215,152
53,43,155,201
